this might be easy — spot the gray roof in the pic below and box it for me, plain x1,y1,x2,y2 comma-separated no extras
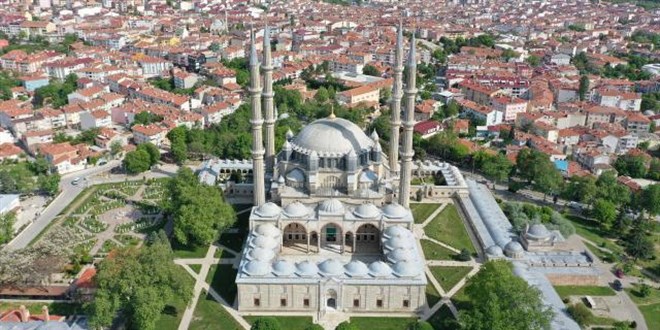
0,194,19,213
291,117,374,156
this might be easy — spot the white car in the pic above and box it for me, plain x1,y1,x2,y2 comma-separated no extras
71,177,81,185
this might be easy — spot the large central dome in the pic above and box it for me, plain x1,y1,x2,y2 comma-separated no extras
291,117,374,156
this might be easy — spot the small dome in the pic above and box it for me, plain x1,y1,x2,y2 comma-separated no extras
344,260,369,277
383,236,413,251
319,199,345,214
392,260,420,277
382,203,408,219
248,247,275,262
283,201,309,218
295,261,319,277
244,260,271,276
286,168,305,183
318,259,344,276
353,203,381,219
254,202,281,218
255,224,281,237
386,248,416,263
383,225,409,239
504,241,524,258
368,261,392,277
486,245,504,257
527,224,551,239
250,235,278,250
272,260,295,276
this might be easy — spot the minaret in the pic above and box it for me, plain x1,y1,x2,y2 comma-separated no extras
262,23,276,176
249,29,266,207
398,33,417,208
389,21,404,176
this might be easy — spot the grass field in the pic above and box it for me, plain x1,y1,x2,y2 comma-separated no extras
189,264,202,274
425,205,476,254
171,241,209,259
430,266,473,292
154,296,187,330
350,317,418,330
206,264,238,305
411,203,441,224
565,215,623,255
626,284,660,330
553,285,616,299
189,291,243,330
0,302,82,316
421,239,457,260
426,275,442,307
427,303,458,330
244,316,314,329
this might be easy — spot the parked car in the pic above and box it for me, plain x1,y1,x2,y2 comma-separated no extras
612,279,623,291
71,177,81,185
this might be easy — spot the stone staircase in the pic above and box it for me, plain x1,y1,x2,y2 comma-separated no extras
316,310,350,330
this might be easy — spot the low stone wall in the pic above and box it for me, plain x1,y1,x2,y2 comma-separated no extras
545,273,601,286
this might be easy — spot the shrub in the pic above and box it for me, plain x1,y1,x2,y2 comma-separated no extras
304,325,324,330
639,283,651,297
250,317,281,330
567,303,591,326
456,248,472,261
335,321,359,330
408,321,433,330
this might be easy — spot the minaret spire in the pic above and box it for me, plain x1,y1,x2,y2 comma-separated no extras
262,22,276,176
389,20,404,177
249,28,266,206
398,32,417,208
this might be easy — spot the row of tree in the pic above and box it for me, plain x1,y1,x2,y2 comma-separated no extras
0,158,60,196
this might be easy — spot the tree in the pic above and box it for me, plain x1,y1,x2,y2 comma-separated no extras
613,154,647,178
250,317,281,330
526,55,541,67
133,111,164,126
335,321,360,330
29,155,50,175
595,171,631,207
315,86,329,103
167,168,236,246
458,260,553,330
481,154,513,184
591,198,617,230
0,212,16,245
445,100,460,117
136,143,160,166
578,75,589,101
562,176,597,206
566,303,590,327
639,283,651,298
123,149,152,174
209,42,221,52
456,248,471,261
110,140,123,157
37,173,60,196
85,231,193,330
639,184,660,216
624,227,654,261
362,64,381,77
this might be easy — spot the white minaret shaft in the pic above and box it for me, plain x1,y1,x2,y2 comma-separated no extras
249,30,266,207
389,21,404,176
398,33,417,208
262,24,276,175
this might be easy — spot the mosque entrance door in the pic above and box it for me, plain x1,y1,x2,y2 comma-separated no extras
326,227,337,242
327,298,336,309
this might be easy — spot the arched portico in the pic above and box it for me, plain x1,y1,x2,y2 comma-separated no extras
355,223,380,253
282,222,307,253
320,222,344,254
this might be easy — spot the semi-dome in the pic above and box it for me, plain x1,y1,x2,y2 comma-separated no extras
254,202,281,218
344,260,369,277
272,260,295,276
368,261,392,277
383,225,409,239
283,201,309,218
383,236,413,251
250,235,278,250
291,117,374,156
318,259,344,276
392,260,420,277
386,248,416,263
244,260,271,276
382,203,408,219
319,199,345,214
248,247,275,262
527,224,551,240
295,261,319,277
486,245,504,257
504,241,524,258
353,203,381,219
255,224,281,237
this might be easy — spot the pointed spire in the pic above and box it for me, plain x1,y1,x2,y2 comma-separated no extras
371,129,379,141
329,104,336,119
249,27,258,66
407,33,416,68
263,22,271,61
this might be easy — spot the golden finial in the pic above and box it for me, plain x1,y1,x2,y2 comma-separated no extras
329,104,336,119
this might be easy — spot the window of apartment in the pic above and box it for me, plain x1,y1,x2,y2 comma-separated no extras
376,299,383,308
403,300,410,308
280,298,287,307
353,299,360,308
304,298,310,307
253,298,260,307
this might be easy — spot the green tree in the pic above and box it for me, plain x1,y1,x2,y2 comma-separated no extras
133,111,164,126
578,75,589,101
624,225,654,261
250,317,281,330
167,168,236,246
562,176,597,206
613,154,647,178
29,155,50,175
566,303,591,327
315,86,329,103
85,231,193,330
639,184,660,216
136,143,160,166
123,149,152,174
595,171,631,207
362,64,381,77
110,140,123,157
0,211,16,245
335,321,360,330
516,148,562,197
591,198,617,230
481,153,513,184
459,260,553,330
445,100,460,117
526,55,541,67
37,173,60,196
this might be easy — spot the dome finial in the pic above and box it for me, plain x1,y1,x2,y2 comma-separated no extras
329,104,336,119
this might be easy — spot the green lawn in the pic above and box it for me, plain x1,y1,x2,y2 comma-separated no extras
426,276,442,307
190,291,243,330
189,264,202,274
565,215,623,255
244,316,314,328
430,266,472,292
350,317,418,330
218,232,245,252
626,284,660,330
427,303,458,330
421,239,457,261
553,285,616,299
206,264,238,305
171,241,209,259
450,286,471,311
411,203,441,224
214,247,235,259
154,296,188,330
0,302,82,316
425,204,476,254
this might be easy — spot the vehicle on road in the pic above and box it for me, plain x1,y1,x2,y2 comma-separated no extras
612,279,623,291
71,177,81,185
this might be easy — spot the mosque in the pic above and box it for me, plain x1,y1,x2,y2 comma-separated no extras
235,23,430,316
